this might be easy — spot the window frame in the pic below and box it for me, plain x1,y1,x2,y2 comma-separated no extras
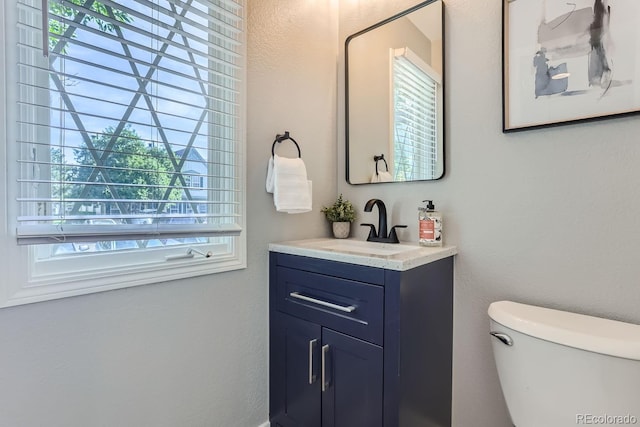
0,0,247,308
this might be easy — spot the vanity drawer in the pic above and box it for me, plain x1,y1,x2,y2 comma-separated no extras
275,266,384,345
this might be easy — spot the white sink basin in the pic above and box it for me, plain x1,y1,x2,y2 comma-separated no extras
320,240,420,256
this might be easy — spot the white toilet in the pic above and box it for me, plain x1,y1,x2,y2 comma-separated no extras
488,300,640,427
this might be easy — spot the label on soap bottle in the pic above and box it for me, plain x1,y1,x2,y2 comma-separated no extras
419,219,435,241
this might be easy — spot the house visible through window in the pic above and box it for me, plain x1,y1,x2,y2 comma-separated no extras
2,0,246,306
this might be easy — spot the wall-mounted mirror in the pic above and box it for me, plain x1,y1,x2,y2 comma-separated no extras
346,0,444,184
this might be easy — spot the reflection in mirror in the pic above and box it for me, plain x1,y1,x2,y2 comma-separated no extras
346,0,444,184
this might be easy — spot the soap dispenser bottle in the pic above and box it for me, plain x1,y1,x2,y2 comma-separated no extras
418,200,442,247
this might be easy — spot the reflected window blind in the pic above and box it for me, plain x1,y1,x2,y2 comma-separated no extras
16,0,245,244
392,47,438,181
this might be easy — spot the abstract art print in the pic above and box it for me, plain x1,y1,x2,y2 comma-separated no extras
503,0,640,131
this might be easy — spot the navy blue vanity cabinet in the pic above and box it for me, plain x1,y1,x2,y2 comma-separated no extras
271,312,383,427
269,251,454,427
271,312,322,427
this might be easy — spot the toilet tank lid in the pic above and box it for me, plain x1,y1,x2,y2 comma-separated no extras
488,301,640,361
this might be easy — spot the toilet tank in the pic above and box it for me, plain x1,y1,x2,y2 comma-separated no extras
488,301,640,427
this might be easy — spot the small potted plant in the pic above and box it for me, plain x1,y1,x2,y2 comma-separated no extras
321,194,356,239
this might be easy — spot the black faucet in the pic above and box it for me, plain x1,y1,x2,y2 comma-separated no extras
360,199,407,243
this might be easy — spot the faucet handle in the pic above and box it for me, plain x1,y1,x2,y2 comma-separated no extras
388,225,407,244
360,223,378,240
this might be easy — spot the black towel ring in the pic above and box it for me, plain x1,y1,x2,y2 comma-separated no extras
373,154,388,176
272,131,301,158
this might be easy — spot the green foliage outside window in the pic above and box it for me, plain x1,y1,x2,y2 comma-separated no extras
48,0,132,52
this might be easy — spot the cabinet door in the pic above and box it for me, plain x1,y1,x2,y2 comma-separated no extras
321,329,383,427
271,313,322,427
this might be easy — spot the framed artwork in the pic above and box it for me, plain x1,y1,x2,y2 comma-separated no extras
503,0,640,132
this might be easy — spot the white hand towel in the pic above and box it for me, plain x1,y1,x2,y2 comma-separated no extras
370,171,393,183
267,154,312,213
266,156,275,193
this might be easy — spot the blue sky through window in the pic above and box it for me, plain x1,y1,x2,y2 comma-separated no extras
48,0,214,166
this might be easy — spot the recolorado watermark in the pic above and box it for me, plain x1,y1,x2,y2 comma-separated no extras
576,414,638,425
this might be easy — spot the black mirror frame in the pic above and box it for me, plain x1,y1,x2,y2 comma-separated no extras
345,0,445,185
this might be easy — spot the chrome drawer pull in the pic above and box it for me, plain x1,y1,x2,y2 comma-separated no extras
321,344,330,392
289,292,356,313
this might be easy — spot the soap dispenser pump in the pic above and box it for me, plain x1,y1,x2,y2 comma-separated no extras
418,200,442,247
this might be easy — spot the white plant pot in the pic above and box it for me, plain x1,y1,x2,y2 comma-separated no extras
332,222,351,239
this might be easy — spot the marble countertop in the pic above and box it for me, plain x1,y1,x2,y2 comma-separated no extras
269,238,457,271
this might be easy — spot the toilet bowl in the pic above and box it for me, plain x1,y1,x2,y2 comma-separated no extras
488,300,640,427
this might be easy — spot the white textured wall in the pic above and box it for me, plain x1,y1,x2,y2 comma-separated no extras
0,1,337,426
339,1,640,426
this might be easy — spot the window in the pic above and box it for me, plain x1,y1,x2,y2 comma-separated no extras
0,0,246,307
391,47,441,181
189,175,205,188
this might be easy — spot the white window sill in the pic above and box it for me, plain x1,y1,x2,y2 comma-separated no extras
1,241,246,308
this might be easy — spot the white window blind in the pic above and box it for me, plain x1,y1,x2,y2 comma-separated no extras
15,0,244,245
392,47,440,181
